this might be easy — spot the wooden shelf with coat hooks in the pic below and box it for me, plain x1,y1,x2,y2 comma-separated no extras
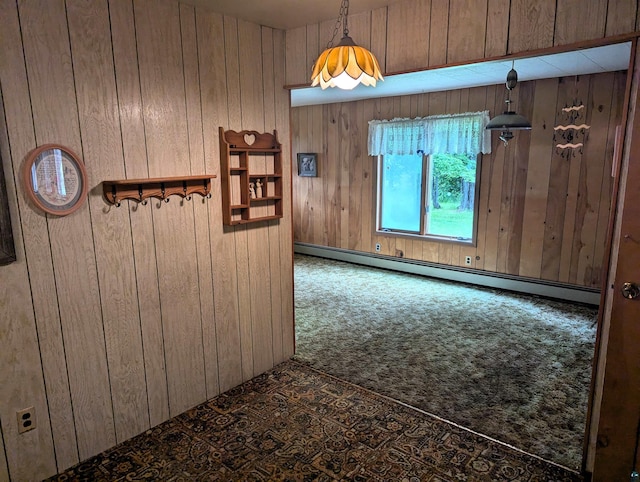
102,175,215,207
219,127,283,225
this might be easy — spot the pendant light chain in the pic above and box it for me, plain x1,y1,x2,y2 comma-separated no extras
341,0,349,37
327,0,350,48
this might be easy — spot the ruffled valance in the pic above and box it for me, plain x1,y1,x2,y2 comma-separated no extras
368,111,492,156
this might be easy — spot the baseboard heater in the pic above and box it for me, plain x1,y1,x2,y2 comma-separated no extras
294,243,600,306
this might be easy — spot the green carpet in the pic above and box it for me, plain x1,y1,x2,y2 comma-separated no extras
294,254,597,470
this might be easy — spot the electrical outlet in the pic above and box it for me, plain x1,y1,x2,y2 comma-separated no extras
16,406,36,434
375,243,381,252
465,256,472,266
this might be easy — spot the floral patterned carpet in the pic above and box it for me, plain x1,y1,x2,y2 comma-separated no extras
294,254,597,470
49,360,580,481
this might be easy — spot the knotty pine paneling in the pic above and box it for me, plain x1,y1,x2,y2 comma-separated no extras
238,18,274,377
481,85,507,272
509,0,556,54
605,0,638,36
485,0,510,57
0,0,293,479
262,26,285,365
370,7,388,73
180,3,220,400
136,0,207,418
518,78,558,279
0,72,58,480
109,0,169,428
571,72,619,286
67,0,149,443
20,0,116,461
223,14,254,383
386,0,431,72
447,0,487,63
196,8,244,394
292,72,625,288
428,0,449,66
273,27,295,361
0,0,77,474
286,0,636,82
285,25,307,86
592,72,626,285
554,0,607,46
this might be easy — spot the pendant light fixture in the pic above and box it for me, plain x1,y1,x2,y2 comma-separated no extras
311,0,384,90
486,61,531,145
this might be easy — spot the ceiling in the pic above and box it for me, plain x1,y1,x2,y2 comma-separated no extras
179,0,403,30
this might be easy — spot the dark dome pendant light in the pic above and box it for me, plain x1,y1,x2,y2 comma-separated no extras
486,62,531,145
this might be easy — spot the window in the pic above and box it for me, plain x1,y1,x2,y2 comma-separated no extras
368,111,490,245
377,152,479,243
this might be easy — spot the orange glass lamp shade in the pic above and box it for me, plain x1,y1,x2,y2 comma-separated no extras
311,35,383,90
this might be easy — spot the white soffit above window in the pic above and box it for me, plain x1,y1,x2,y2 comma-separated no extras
291,42,632,107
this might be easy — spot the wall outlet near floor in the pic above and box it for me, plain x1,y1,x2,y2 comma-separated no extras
465,256,472,266
375,243,381,252
17,406,36,434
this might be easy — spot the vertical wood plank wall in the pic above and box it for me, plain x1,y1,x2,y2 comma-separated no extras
288,0,637,289
0,0,293,479
292,74,625,288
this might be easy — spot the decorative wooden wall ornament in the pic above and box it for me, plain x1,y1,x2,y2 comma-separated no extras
554,101,591,159
102,175,215,207
219,128,283,225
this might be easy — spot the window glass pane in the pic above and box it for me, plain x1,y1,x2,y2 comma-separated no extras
380,154,422,232
427,153,476,240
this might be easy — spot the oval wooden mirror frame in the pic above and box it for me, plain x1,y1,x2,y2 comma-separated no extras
22,144,88,216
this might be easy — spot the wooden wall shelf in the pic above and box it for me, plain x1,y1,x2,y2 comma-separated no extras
219,128,283,225
102,175,215,207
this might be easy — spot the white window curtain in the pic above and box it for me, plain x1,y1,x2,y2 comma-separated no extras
368,111,492,156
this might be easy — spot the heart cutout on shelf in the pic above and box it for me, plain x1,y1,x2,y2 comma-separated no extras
244,133,256,146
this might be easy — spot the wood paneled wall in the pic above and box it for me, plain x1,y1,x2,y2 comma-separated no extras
0,0,293,479
285,0,639,86
292,72,626,288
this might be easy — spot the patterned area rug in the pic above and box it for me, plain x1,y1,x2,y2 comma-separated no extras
48,360,580,481
294,254,597,470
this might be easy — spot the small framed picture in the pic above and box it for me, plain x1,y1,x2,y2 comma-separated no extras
297,153,318,177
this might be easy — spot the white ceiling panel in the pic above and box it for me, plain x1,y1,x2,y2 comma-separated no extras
585,42,633,71
291,42,632,107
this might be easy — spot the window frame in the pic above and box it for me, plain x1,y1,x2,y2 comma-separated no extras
375,152,481,246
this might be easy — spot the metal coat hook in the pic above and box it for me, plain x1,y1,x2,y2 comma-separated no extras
160,183,170,203
110,185,121,207
203,179,211,199
183,181,191,201
138,185,148,205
